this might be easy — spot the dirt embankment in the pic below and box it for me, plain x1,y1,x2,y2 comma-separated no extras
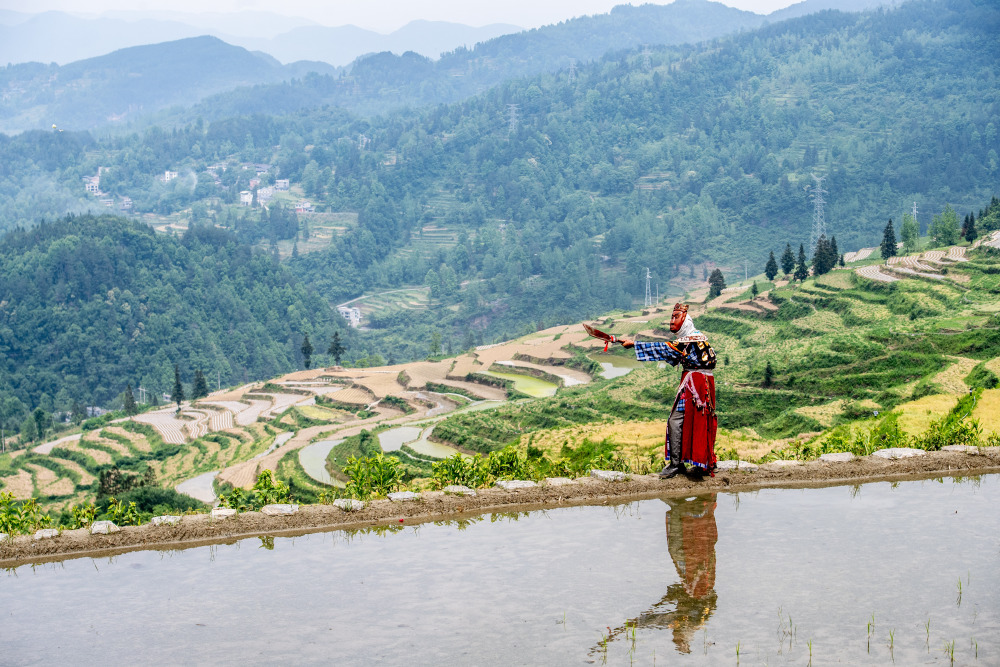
3,449,999,567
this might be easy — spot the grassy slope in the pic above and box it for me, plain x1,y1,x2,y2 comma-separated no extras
429,249,1000,460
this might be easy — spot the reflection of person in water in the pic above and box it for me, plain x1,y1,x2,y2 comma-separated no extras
598,494,718,655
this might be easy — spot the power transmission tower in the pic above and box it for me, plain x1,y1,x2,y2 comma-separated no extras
912,201,918,223
568,60,577,82
808,173,828,255
506,104,519,136
644,268,653,308
642,45,652,72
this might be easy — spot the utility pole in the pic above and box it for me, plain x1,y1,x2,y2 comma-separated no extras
218,370,221,391
506,104,519,137
808,173,828,255
644,268,653,308
744,260,748,284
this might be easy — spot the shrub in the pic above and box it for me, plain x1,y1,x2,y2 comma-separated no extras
218,470,291,510
104,497,142,526
344,453,403,499
0,492,53,535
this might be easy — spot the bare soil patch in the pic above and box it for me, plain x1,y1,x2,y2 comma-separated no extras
4,449,998,567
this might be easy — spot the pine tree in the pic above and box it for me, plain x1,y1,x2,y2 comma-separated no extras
171,364,184,410
812,235,833,275
301,334,314,369
751,281,759,298
327,331,345,367
780,243,795,276
764,251,778,281
830,236,838,262
794,244,809,281
707,269,726,297
965,211,977,243
123,383,138,415
192,370,209,399
880,219,898,260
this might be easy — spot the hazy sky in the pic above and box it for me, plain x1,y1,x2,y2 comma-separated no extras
6,0,802,32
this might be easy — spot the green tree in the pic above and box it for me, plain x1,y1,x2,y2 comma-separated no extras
880,219,898,260
429,331,443,357
192,370,209,399
763,361,774,388
793,244,809,281
32,408,48,443
964,211,977,243
812,235,835,275
780,243,795,276
929,205,959,246
123,383,138,415
301,334,314,369
171,364,184,410
328,331,346,366
707,269,726,297
751,281,759,298
900,213,919,253
764,251,778,281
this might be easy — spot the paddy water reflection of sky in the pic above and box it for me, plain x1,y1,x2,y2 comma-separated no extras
2,475,997,665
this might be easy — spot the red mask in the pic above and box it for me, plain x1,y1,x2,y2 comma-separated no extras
669,308,686,333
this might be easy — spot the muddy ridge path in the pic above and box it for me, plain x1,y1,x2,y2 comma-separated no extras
3,449,998,568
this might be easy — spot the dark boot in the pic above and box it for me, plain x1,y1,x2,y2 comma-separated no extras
657,462,685,479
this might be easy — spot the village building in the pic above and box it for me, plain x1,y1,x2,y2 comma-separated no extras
275,179,290,191
239,191,253,206
337,306,362,328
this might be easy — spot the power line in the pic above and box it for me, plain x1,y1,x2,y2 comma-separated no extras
808,173,828,255
644,267,653,308
506,104,519,137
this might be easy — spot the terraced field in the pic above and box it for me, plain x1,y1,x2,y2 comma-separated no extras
6,243,999,514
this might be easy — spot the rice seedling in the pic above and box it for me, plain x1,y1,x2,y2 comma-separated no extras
944,639,956,665
807,638,813,666
957,578,963,606
888,629,895,662
926,618,931,650
735,641,741,665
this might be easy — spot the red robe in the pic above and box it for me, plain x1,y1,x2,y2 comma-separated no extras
674,369,717,473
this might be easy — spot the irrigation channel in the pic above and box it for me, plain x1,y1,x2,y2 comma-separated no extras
3,475,997,665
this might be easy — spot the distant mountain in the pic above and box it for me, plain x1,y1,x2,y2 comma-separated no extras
0,10,519,68
183,0,775,121
0,36,337,134
231,20,523,66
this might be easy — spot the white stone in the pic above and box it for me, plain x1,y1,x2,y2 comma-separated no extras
590,469,628,482
261,503,299,516
388,491,420,502
211,507,237,519
33,529,59,540
151,515,182,526
872,447,926,459
820,452,856,463
333,499,364,511
544,477,576,486
941,445,979,453
715,460,758,472
442,485,476,496
90,521,120,535
0,533,8,541
495,480,537,490
765,460,803,467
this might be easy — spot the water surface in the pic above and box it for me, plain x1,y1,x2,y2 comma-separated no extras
482,370,559,397
2,475,997,666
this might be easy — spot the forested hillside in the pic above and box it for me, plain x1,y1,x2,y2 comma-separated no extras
0,0,997,403
0,215,343,423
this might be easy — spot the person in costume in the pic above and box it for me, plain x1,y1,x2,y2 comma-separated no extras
585,303,717,478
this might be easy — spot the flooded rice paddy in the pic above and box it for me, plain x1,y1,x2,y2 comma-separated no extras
2,475,997,665
588,352,643,379
298,439,342,485
482,370,559,397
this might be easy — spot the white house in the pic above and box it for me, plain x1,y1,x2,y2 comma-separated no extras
239,191,253,206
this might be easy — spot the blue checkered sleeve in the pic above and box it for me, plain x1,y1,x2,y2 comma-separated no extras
634,341,683,366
